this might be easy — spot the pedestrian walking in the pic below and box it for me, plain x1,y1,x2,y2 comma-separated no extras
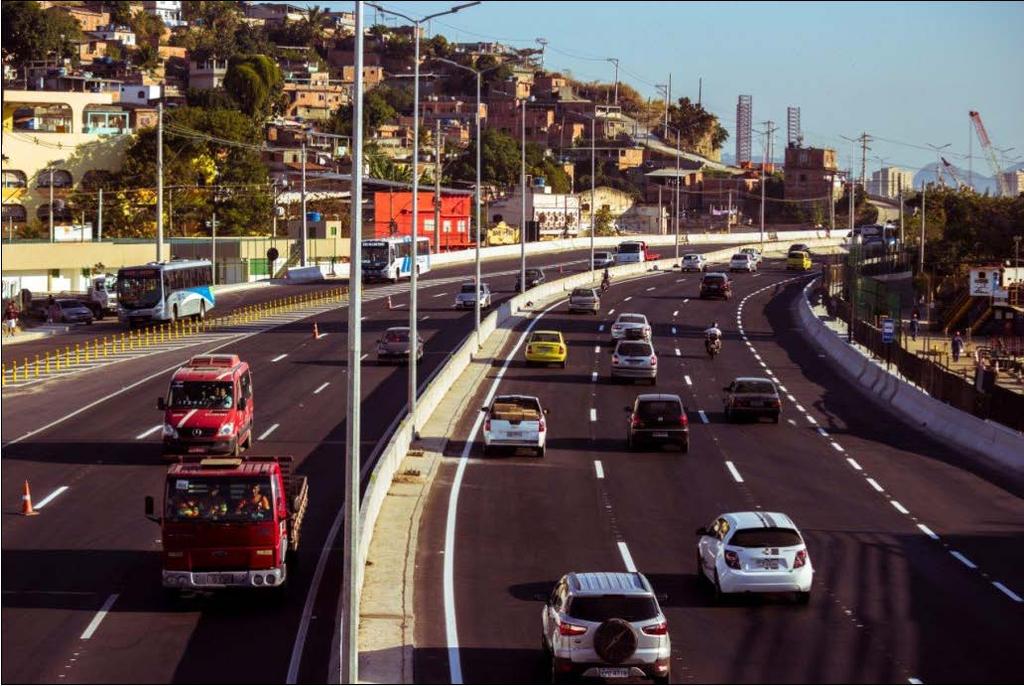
45,295,56,324
4,301,19,337
952,330,965,363
910,311,920,342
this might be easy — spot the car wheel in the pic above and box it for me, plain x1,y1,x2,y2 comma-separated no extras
772,412,780,424
680,438,689,454
536,445,545,458
198,302,206,321
724,407,732,422
796,591,811,605
560,360,566,369
712,570,724,603
627,433,634,451
652,673,670,685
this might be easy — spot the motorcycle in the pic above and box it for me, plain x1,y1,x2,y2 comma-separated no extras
705,336,722,359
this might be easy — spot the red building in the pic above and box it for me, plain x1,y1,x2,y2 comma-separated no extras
372,191,472,251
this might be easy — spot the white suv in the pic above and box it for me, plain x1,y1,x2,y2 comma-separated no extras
729,253,757,272
680,253,707,272
541,572,671,683
481,395,547,457
610,313,652,341
696,511,813,603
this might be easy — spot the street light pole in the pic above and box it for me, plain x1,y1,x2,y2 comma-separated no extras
674,128,681,258
157,102,163,260
301,142,308,266
520,95,527,292
590,115,596,276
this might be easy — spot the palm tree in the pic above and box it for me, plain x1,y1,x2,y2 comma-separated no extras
303,5,327,51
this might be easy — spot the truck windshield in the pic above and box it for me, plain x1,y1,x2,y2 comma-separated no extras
165,476,274,523
619,243,642,253
118,269,162,309
168,381,234,409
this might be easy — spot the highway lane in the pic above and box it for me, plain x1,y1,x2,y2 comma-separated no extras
415,257,1024,683
3,244,739,683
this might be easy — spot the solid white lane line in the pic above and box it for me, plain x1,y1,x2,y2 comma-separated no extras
993,582,1023,603
891,500,910,515
623,296,632,302
866,478,884,492
697,410,709,424
673,310,679,317
271,353,288,362
816,427,829,437
258,423,280,441
846,457,863,471
591,371,598,383
917,523,939,540
590,408,597,422
594,461,605,479
950,550,978,569
684,375,692,386
617,541,637,573
136,425,162,440
674,348,681,357
80,594,119,640
725,461,744,483
313,382,330,395
34,486,69,509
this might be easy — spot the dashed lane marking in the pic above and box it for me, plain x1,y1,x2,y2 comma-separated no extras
684,375,692,386
846,457,862,471
623,297,632,302
891,500,910,515
598,324,605,332
80,594,118,640
591,372,598,383
950,551,978,569
258,423,280,441
697,410,709,424
136,425,162,440
674,348,681,357
816,427,829,437
866,478,884,492
271,353,288,362
594,345,601,354
313,382,330,395
590,408,597,422
608,309,615,315
645,287,656,292
34,486,69,509
673,310,679,317
830,441,844,453
917,523,939,540
671,327,677,335
594,461,605,479
725,461,744,483
992,582,1023,603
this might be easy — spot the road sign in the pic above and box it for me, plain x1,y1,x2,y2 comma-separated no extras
882,317,895,344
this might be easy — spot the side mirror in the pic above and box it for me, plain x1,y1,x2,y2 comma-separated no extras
157,397,166,410
543,408,549,414
238,398,247,411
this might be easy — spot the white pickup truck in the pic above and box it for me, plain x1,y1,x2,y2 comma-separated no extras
482,394,548,457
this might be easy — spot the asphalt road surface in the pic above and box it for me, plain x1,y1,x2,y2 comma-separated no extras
413,257,1024,684
0,243,731,684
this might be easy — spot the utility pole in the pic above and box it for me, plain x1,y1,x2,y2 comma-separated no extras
758,120,776,253
211,211,217,285
434,118,441,252
666,73,672,139
857,132,872,190
898,183,904,245
607,58,619,106
674,128,681,258
97,187,103,241
1014,235,1021,270
520,95,527,291
920,182,926,272
848,172,854,231
300,142,308,267
341,4,365,682
657,186,662,234
48,164,54,243
157,102,163,261
590,115,595,273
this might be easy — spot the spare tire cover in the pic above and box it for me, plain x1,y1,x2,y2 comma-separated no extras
593,618,638,665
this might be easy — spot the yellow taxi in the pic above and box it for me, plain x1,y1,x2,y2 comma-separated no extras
525,330,568,368
786,250,812,271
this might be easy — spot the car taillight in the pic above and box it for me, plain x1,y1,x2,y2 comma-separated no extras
641,621,668,636
558,346,565,354
679,414,688,427
612,354,620,364
650,355,657,366
771,399,781,408
484,419,491,432
526,345,533,354
793,549,808,568
724,550,741,569
631,415,643,428
558,620,587,636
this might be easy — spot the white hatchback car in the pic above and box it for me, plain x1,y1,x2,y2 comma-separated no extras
610,313,652,341
696,511,813,603
728,253,757,272
680,253,707,272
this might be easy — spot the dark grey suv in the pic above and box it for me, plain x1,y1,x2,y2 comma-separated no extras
626,393,689,452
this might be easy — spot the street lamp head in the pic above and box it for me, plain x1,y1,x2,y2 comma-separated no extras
449,1,482,13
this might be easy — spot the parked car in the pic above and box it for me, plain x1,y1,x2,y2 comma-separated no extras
481,394,547,457
515,268,546,292
592,251,615,269
525,330,568,368
696,511,813,603
54,299,95,324
541,572,672,683
729,253,757,273
699,272,732,300
610,313,652,341
680,253,707,272
626,393,688,452
376,326,424,364
723,377,782,422
786,250,812,271
568,287,601,314
740,247,762,265
611,340,658,385
454,282,491,309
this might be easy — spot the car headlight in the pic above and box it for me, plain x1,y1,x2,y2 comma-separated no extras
218,423,234,437
163,423,178,439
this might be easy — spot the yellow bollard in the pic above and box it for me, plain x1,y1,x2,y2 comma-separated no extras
102,336,109,355
65,345,71,367
34,354,40,378
120,332,126,352
75,344,81,366
5,362,11,385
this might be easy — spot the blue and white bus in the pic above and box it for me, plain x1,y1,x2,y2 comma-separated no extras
117,259,215,326
361,236,432,283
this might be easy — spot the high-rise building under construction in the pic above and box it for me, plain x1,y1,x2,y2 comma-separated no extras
736,95,752,164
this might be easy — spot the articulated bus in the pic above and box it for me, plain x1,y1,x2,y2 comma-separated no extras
361,236,432,283
117,259,215,326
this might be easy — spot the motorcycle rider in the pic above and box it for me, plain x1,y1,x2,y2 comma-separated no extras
601,267,611,291
704,321,723,354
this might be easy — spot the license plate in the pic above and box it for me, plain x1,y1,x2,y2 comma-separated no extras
750,401,764,407
759,558,781,570
652,432,668,437
597,667,630,678
188,447,205,453
505,431,523,438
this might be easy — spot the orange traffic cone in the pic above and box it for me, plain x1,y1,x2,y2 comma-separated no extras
21,481,38,516
312,322,320,339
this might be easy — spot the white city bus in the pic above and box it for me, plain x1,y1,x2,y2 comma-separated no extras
117,259,215,326
361,236,432,283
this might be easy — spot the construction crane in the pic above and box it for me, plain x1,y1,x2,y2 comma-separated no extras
940,156,968,190
969,110,1010,196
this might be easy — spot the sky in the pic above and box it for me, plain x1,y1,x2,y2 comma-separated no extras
302,1,1024,176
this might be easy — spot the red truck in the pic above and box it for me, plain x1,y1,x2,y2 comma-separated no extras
145,456,308,591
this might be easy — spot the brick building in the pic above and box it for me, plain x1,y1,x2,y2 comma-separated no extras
783,145,838,200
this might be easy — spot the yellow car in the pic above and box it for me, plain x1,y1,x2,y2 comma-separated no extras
786,250,812,271
525,330,567,368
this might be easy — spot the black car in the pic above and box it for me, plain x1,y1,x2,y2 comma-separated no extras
626,393,689,452
515,268,546,292
699,272,732,300
723,377,782,423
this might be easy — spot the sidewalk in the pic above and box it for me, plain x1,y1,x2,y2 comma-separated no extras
357,308,528,684
899,329,1024,395
3,322,76,345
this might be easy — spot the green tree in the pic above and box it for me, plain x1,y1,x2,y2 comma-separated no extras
223,54,283,120
593,206,616,236
303,5,328,50
107,0,133,25
1,1,82,68
129,8,167,47
667,97,729,152
132,43,162,76
330,87,397,136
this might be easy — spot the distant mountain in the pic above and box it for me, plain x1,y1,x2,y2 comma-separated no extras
912,161,1024,194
